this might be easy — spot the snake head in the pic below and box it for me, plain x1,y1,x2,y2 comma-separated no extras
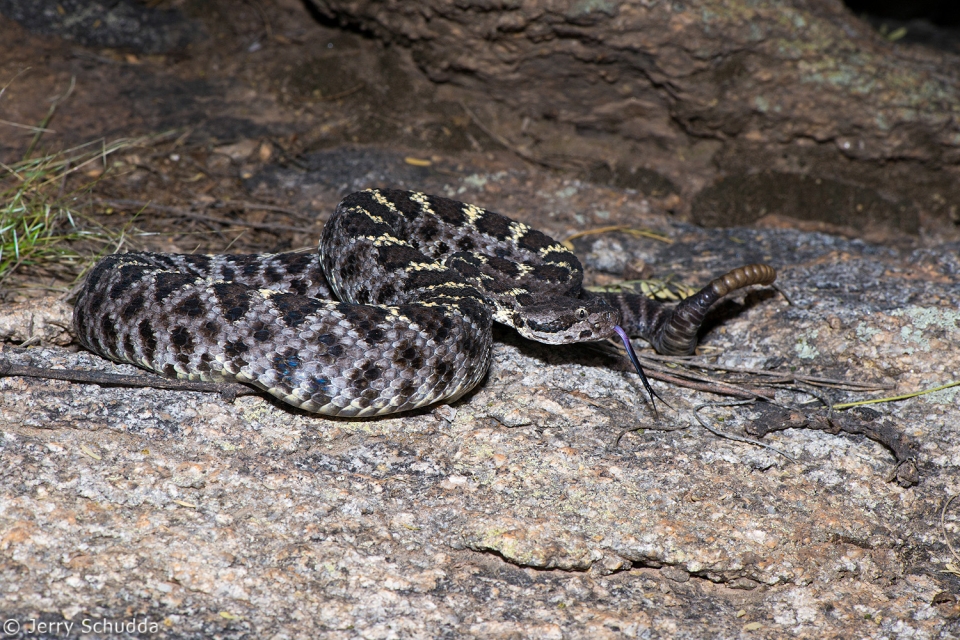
513,297,620,344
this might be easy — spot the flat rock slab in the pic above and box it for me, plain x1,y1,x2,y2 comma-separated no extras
2,176,958,638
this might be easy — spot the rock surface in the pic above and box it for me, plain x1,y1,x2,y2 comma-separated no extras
2,169,959,638
0,1,958,637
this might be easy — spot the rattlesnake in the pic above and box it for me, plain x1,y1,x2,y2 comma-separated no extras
73,188,776,417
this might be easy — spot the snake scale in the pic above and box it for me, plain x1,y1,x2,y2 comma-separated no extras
74,188,776,417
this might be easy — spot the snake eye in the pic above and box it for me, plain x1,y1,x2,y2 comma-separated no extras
575,308,588,320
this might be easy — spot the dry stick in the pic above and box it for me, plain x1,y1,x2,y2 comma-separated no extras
246,0,274,41
772,383,836,422
95,198,311,234
941,495,960,570
640,352,894,391
591,341,777,399
209,199,314,223
129,198,230,241
832,380,960,409
0,359,255,402
320,83,366,102
566,388,681,429
24,75,75,159
601,342,913,474
0,118,55,133
743,402,919,483
771,283,795,306
609,400,689,451
692,400,797,463
635,356,775,400
633,358,760,399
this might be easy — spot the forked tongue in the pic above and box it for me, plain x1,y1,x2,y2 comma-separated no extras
613,325,671,418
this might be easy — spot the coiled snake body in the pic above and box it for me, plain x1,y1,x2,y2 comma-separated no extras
74,189,775,417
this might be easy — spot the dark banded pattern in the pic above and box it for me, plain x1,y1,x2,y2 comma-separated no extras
73,189,776,416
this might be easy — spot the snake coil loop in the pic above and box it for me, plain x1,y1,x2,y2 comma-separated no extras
74,189,777,416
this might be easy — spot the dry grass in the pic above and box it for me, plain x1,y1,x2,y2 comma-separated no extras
0,137,149,291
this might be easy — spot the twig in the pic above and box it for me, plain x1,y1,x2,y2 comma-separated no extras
941,495,960,576
769,382,836,420
24,75,75,158
244,0,274,41
210,199,314,223
0,359,255,402
319,83,365,101
772,283,794,306
693,400,797,463
95,198,311,234
637,359,773,400
833,380,960,410
0,119,56,133
592,341,778,399
744,403,919,484
639,353,894,391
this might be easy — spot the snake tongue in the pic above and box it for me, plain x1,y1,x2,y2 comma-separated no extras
613,325,671,418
